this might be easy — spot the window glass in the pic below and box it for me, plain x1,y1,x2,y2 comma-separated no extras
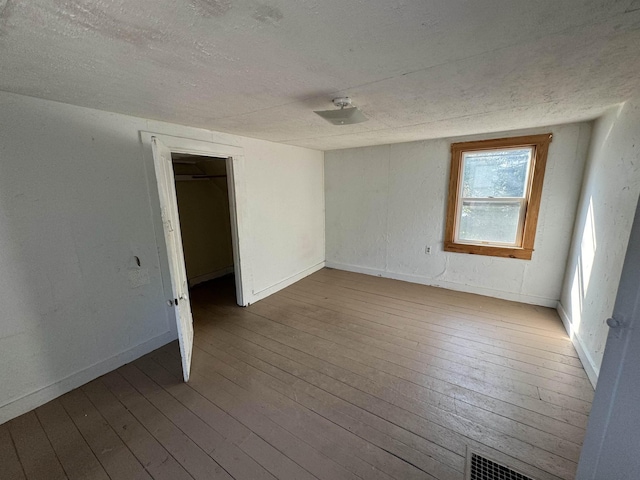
458,201,522,244
461,148,532,198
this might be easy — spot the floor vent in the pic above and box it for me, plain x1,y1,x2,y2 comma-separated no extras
466,451,535,480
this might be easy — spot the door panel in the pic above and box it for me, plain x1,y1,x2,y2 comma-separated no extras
576,195,640,479
151,137,193,382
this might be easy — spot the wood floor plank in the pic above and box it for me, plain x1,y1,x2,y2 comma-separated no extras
197,320,583,464
266,291,589,381
296,275,562,339
7,411,68,480
152,347,364,480
279,282,583,369
135,352,320,480
59,389,153,480
117,363,224,453
118,362,278,480
256,297,594,404
139,347,256,445
285,283,579,359
172,337,565,480
296,277,570,346
0,423,27,480
35,400,110,480
310,271,566,334
181,351,404,480
191,334,465,479
314,270,565,332
538,387,593,415
207,301,589,430
188,324,465,455
268,292,592,413
185,344,439,480
237,430,319,480
81,379,194,480
193,315,577,479
99,371,233,480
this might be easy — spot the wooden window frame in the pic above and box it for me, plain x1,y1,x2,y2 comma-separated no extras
444,133,552,260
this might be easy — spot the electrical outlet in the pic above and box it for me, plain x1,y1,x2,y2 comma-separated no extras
425,245,432,254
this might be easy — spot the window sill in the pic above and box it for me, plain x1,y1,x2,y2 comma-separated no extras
444,242,533,260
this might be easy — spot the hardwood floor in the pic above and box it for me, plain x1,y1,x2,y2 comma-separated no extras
1,269,593,480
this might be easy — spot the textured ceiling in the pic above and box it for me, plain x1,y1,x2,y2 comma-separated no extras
1,0,639,150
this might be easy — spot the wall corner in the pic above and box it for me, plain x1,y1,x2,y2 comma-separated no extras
557,301,599,389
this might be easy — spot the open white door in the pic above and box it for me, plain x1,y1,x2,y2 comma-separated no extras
576,195,640,479
151,136,194,382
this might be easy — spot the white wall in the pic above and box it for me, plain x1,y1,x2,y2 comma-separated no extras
559,101,640,387
239,136,326,300
0,91,325,423
325,123,591,307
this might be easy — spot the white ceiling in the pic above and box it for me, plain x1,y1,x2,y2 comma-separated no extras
1,0,639,150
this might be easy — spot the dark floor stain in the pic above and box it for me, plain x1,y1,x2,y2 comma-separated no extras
189,0,232,18
252,3,283,25
53,0,167,47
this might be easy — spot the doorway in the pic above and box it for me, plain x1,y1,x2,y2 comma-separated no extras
172,154,236,291
144,133,248,382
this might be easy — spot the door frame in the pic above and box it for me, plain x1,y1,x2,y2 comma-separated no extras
141,132,250,316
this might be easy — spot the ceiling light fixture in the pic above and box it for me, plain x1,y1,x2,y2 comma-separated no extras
314,97,368,125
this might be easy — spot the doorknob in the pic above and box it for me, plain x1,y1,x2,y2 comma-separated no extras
606,317,623,329
606,316,626,338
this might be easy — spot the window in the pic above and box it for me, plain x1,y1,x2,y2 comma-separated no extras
444,133,552,260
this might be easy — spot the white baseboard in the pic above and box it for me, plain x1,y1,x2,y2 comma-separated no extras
325,262,558,307
0,330,177,425
188,266,234,287
557,302,599,388
249,261,325,304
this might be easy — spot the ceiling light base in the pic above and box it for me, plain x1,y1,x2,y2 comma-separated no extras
314,97,368,125
332,97,352,108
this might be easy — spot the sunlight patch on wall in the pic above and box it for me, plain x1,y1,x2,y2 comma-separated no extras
580,198,598,295
568,196,598,338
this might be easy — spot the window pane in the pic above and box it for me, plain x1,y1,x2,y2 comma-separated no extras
462,148,531,198
458,201,521,244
